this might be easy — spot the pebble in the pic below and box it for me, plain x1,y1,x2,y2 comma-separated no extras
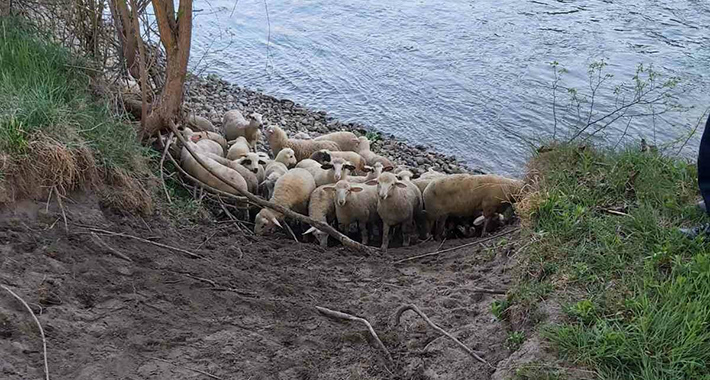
184,75,480,174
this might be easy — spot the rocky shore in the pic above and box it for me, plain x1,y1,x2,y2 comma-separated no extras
183,74,482,176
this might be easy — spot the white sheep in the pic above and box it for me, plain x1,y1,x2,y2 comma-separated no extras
396,170,414,182
187,114,217,133
348,162,393,183
254,168,316,235
237,152,267,183
264,125,340,161
183,128,225,157
366,172,422,251
297,157,354,187
293,131,312,140
423,174,523,238
324,180,380,245
310,149,368,175
357,136,394,167
420,167,447,180
223,110,263,150
302,185,337,247
314,131,361,152
226,136,250,160
179,141,248,196
196,153,260,194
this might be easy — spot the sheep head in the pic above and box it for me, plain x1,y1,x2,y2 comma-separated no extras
276,148,297,168
367,172,406,200
320,157,354,182
324,180,363,207
238,153,264,173
254,208,282,235
247,112,263,128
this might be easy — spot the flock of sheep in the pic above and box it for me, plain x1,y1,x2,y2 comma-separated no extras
178,110,524,251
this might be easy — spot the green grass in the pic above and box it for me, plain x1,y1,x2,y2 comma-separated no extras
0,17,148,170
511,144,710,379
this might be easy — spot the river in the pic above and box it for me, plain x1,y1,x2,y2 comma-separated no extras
190,0,710,175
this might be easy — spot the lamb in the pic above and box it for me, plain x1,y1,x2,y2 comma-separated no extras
423,174,523,239
254,168,316,235
357,136,394,167
186,114,217,133
348,162,393,183
237,152,267,183
264,125,340,161
324,180,380,245
310,150,367,175
261,148,298,198
314,131,360,152
179,141,248,196
302,185,337,247
223,110,263,150
226,136,250,160
366,172,423,251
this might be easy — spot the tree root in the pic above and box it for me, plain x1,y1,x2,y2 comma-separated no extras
316,306,394,365
394,228,520,264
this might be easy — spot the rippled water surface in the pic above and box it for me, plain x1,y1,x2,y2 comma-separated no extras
191,0,710,175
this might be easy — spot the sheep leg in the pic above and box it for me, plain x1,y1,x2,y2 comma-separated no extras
434,215,447,241
318,233,328,247
381,223,391,252
359,222,369,245
402,220,415,247
481,216,492,237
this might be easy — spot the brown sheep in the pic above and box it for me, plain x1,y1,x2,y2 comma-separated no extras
310,150,367,175
357,136,394,167
254,168,316,235
314,131,360,152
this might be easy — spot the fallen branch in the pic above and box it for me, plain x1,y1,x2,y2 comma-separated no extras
394,304,492,368
394,228,520,264
148,356,223,380
91,232,133,262
1,285,50,380
169,122,374,254
316,306,393,365
160,131,174,204
79,226,202,259
164,150,248,204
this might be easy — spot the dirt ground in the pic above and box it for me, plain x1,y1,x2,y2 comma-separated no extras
0,194,523,380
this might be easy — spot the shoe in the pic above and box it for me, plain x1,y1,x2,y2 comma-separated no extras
679,223,710,239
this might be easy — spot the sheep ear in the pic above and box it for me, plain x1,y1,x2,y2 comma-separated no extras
365,180,378,186
321,163,334,170
303,226,318,235
383,165,394,172
271,217,282,229
258,160,267,165
323,186,336,193
395,181,407,188
344,164,356,171
190,135,201,142
362,166,373,173
350,186,363,193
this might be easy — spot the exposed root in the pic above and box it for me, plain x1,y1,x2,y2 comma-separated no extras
394,228,520,264
394,304,493,368
77,226,202,259
1,285,50,380
91,232,133,262
316,306,394,365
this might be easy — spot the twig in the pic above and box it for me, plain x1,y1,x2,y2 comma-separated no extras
1,285,50,380
196,231,218,250
284,222,299,242
79,226,202,259
55,186,68,233
316,306,393,365
394,304,492,368
603,209,631,217
394,228,520,264
169,122,373,253
160,132,174,204
470,288,507,295
91,232,133,262
148,356,223,380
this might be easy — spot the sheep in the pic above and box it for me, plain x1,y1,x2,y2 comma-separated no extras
226,136,250,160
293,131,312,140
314,131,360,152
183,128,226,157
366,172,423,251
310,149,368,175
254,168,316,235
179,141,248,196
348,162,393,183
223,110,263,150
324,180,379,245
302,185,337,247
412,177,433,195
297,157,354,187
262,149,296,195
423,174,523,239
357,136,394,167
187,114,217,133
237,152,267,183
194,152,260,194
420,167,447,180
259,172,281,200
396,170,414,182
264,125,340,161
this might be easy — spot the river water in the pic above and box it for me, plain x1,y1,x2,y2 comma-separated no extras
190,0,710,175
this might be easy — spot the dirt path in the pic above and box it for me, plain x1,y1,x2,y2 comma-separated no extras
0,196,518,380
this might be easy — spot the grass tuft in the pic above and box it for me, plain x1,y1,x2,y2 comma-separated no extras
514,144,710,379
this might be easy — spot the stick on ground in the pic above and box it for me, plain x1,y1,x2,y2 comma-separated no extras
1,285,50,380
316,306,393,365
394,228,520,264
91,232,133,262
394,304,493,368
80,226,202,259
160,131,174,204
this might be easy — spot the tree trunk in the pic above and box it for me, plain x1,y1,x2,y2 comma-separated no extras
109,0,140,80
141,0,192,139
